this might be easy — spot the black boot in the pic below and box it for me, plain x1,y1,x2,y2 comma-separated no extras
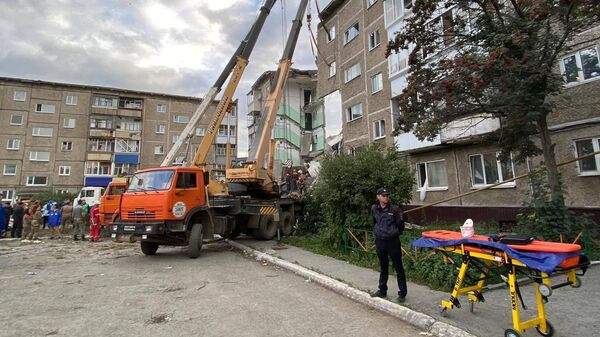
73,235,79,241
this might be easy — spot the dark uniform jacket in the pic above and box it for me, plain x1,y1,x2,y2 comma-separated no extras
371,203,404,240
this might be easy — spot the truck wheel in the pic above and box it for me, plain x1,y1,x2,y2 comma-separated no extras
140,242,159,255
258,216,277,240
280,212,293,236
188,223,203,259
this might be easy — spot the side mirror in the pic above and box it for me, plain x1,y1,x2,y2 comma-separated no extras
203,171,209,186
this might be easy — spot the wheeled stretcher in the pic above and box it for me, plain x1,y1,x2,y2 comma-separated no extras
412,230,590,337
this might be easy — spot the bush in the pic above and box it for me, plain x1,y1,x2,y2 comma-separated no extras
29,191,78,205
304,145,414,247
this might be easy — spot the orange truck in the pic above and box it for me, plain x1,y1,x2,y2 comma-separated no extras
98,181,127,226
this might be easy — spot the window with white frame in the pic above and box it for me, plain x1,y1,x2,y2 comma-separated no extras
26,176,48,186
120,121,141,132
13,90,26,101
373,119,385,139
230,144,237,156
61,141,73,151
173,115,189,123
368,30,381,50
388,49,409,74
58,166,71,176
113,163,138,176
3,164,17,176
229,126,236,136
66,95,78,105
85,161,111,175
344,23,359,45
157,103,167,113
327,26,336,42
368,0,377,7
196,127,205,136
119,98,143,110
172,134,180,144
10,114,23,125
417,160,448,189
88,138,114,152
385,0,414,23
63,118,76,128
154,145,165,155
90,118,113,129
346,103,363,122
7,139,20,150
115,139,139,153
329,61,337,77
30,151,50,161
174,156,185,164
561,47,600,84
92,95,118,108
218,125,228,136
575,138,600,175
156,123,166,134
344,63,361,83
371,73,383,93
35,104,56,113
215,144,227,156
32,127,53,137
469,152,515,186
1,190,15,200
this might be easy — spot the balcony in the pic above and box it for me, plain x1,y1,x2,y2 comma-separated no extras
87,153,112,161
89,129,114,138
117,109,142,118
91,106,117,116
114,130,142,140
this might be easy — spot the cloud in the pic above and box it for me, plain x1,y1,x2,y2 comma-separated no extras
0,0,320,156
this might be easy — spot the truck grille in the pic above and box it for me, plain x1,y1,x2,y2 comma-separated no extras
125,208,160,220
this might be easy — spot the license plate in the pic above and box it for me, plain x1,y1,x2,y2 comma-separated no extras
124,225,136,231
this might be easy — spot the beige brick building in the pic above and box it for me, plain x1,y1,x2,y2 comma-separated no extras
0,77,237,201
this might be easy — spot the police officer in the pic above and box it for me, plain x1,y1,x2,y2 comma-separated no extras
370,187,407,303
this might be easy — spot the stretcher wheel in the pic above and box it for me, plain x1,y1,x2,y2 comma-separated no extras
536,320,554,337
439,306,448,317
571,276,582,288
538,284,552,297
504,329,521,337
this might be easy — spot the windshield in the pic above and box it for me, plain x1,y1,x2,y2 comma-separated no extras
128,170,175,191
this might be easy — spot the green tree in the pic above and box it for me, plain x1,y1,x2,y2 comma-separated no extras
387,0,600,203
308,145,413,245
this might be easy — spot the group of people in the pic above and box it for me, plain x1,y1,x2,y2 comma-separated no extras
0,199,101,242
284,169,307,196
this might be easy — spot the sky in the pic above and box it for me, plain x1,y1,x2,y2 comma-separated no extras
0,0,332,156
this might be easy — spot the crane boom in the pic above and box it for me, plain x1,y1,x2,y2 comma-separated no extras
161,0,276,167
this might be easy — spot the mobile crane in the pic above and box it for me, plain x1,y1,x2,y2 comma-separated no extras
110,0,308,258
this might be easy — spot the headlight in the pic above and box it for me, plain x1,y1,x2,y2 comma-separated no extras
145,225,153,232
112,225,117,231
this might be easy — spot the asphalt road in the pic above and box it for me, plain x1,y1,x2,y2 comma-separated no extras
0,239,423,337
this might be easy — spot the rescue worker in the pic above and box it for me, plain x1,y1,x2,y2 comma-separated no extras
82,200,91,229
89,204,100,242
297,170,305,195
370,187,407,303
60,201,73,234
21,208,32,242
11,201,25,238
47,204,61,239
0,202,7,238
72,200,85,241
30,202,42,241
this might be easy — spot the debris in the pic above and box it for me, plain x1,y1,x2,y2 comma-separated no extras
146,312,173,324
161,286,184,293
26,271,37,275
165,266,173,269
265,274,279,278
46,330,59,336
196,282,207,290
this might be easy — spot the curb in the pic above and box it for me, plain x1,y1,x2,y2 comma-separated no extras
228,240,477,337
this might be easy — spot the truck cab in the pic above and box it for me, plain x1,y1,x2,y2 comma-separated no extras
74,187,105,206
99,181,127,226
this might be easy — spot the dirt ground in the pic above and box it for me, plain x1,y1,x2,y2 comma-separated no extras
0,236,423,337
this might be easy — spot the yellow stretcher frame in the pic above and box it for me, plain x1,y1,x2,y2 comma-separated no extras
436,244,581,337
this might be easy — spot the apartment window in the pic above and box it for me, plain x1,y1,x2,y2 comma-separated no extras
368,30,381,50
575,138,600,175
35,104,56,114
469,153,515,186
59,166,71,176
229,126,236,136
63,118,76,128
93,95,118,108
157,103,167,113
85,161,111,175
89,138,114,152
26,176,48,186
156,124,166,134
10,114,23,125
30,151,50,161
3,164,17,176
344,63,362,83
230,144,237,156
13,90,26,101
113,163,138,176
119,98,143,109
65,95,78,105
1,190,15,200
61,141,73,151
218,125,228,136
195,127,205,136
388,49,409,75
154,145,165,155
417,160,448,189
32,127,53,137
373,120,385,139
90,118,113,129
329,61,337,77
215,144,227,156
7,139,20,150
115,139,139,153
561,47,600,84
327,26,336,42
344,23,359,45
173,115,190,123
120,121,141,132
386,0,413,23
371,73,383,93
346,103,363,122
368,0,377,7
172,134,180,144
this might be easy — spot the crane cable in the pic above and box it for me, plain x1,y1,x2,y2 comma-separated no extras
306,0,330,66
